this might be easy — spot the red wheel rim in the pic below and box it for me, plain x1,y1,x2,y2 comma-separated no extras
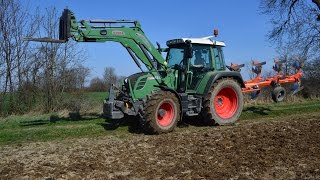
214,87,238,119
157,101,175,127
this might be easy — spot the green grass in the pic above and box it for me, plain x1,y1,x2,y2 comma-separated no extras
0,99,319,146
83,91,108,103
0,91,112,145
0,113,128,145
241,99,320,120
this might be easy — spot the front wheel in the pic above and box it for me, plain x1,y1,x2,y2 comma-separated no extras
141,91,180,134
202,79,244,125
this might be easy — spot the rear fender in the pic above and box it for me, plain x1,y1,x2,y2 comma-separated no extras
204,71,245,96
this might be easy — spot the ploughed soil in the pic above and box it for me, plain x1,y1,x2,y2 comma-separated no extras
1,112,320,179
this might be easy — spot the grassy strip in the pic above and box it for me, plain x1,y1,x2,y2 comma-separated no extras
0,99,319,146
0,114,129,145
241,99,320,120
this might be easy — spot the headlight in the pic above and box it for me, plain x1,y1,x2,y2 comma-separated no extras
124,78,128,84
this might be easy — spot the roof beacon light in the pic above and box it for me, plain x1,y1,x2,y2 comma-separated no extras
214,29,219,37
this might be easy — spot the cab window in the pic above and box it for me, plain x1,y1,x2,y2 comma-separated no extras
166,48,184,67
213,47,225,70
190,46,212,68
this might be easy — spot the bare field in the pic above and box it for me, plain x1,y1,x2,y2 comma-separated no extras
1,112,320,179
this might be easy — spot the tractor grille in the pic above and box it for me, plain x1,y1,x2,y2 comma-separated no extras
136,77,147,90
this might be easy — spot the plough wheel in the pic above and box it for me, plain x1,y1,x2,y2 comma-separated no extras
271,86,286,102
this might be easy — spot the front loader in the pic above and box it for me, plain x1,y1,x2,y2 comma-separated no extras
26,9,246,134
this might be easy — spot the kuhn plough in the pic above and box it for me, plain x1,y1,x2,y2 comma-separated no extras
227,59,303,102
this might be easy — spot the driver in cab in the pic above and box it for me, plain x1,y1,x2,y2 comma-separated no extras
194,51,205,67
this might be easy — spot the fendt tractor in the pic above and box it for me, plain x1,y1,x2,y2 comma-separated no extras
26,9,246,134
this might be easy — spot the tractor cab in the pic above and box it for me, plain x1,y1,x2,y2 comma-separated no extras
166,37,227,93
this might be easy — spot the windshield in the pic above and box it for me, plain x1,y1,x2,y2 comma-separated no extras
166,47,185,67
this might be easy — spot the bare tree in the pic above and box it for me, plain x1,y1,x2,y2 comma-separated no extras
89,77,106,92
0,0,40,115
301,58,320,97
260,0,320,57
76,65,91,89
36,7,90,112
0,0,93,116
37,7,61,112
245,60,255,80
103,67,118,90
0,3,90,116
57,64,90,92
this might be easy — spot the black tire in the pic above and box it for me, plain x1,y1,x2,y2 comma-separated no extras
271,86,286,102
202,78,244,125
141,91,180,134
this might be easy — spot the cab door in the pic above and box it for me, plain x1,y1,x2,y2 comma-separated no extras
186,45,214,91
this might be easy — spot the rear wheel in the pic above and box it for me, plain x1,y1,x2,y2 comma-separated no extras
202,79,243,125
271,86,286,102
141,91,180,134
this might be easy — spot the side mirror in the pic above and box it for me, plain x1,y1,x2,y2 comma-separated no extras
156,42,161,53
185,40,193,58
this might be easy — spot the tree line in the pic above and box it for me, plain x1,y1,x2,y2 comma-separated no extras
260,0,320,98
0,0,120,116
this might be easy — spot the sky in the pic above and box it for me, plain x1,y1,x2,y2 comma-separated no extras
26,0,276,80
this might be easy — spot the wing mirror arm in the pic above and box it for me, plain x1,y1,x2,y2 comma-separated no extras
185,40,193,58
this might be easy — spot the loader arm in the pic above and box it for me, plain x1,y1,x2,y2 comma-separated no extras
66,9,167,71
25,9,168,71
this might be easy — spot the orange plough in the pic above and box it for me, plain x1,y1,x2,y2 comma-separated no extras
227,59,303,102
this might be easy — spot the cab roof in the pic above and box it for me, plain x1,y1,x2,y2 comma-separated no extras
166,36,226,47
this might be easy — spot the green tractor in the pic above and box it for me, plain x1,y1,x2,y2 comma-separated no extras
26,9,245,134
